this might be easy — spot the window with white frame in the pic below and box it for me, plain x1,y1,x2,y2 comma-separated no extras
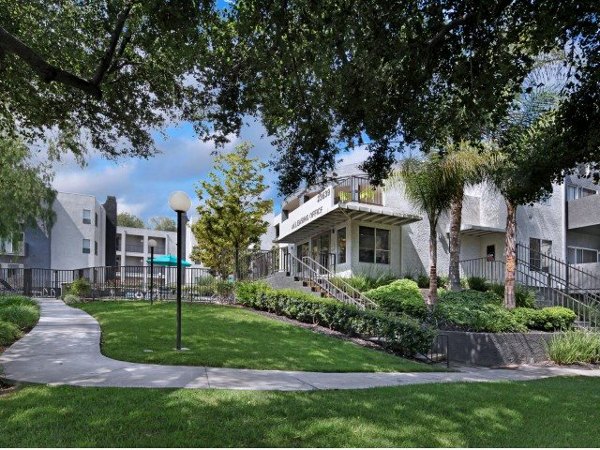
359,226,390,264
83,209,92,224
82,239,91,254
567,185,597,201
568,246,599,264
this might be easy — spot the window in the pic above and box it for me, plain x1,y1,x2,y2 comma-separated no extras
337,227,347,264
567,185,597,201
94,241,98,255
82,239,91,254
83,209,91,224
486,245,496,261
359,226,390,264
568,246,599,264
529,238,552,272
95,212,98,227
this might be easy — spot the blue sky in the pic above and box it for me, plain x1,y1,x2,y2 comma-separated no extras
51,119,371,223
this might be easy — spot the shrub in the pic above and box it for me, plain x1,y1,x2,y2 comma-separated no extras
63,294,81,305
365,279,427,319
0,320,20,346
0,304,39,329
333,273,398,292
235,282,436,356
467,276,488,292
416,274,429,289
487,283,537,308
434,289,526,332
548,331,600,365
69,277,91,297
0,295,37,308
512,307,576,331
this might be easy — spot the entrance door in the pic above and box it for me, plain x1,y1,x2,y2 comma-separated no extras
297,242,309,273
311,232,331,272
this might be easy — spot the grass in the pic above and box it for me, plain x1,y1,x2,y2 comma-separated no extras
0,377,599,447
76,301,434,372
0,295,39,346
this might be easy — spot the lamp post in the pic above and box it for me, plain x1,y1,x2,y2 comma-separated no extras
169,191,191,351
148,239,157,305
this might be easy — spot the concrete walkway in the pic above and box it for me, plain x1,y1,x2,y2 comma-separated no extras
1,298,599,391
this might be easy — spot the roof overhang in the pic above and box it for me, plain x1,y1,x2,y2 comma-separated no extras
452,224,505,237
275,202,421,244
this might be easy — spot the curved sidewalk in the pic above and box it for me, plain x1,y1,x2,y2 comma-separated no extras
1,298,599,391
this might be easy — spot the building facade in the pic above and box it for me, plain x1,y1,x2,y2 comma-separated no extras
270,165,600,279
0,191,194,271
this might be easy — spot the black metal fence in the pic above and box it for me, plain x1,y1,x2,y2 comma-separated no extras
0,265,231,301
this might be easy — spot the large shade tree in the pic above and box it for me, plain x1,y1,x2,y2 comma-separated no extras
0,0,229,159
200,1,599,196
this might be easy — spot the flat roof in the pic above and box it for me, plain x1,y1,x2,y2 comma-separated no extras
274,202,421,244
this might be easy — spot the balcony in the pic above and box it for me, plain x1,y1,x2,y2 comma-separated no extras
125,243,145,253
333,176,383,206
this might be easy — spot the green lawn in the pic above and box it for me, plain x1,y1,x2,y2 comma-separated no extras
1,377,599,447
76,301,434,372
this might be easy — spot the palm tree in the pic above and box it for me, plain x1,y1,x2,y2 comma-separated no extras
389,155,455,305
441,142,496,291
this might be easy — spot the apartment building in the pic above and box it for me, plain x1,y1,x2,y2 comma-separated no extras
270,164,600,279
0,191,194,271
0,192,116,270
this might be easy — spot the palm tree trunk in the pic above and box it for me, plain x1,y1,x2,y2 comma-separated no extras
428,218,438,306
504,199,518,309
448,190,464,291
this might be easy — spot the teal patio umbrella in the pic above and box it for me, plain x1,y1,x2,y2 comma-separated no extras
146,254,192,267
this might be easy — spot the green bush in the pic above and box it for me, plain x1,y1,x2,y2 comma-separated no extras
487,283,537,308
0,319,20,346
416,274,429,289
333,273,398,292
0,295,37,308
63,294,81,305
0,304,39,329
365,279,427,319
512,307,576,331
548,331,600,365
467,276,488,292
69,277,92,297
235,282,436,356
434,289,526,332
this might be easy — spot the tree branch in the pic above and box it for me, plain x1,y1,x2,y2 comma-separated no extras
0,26,102,98
427,13,474,47
92,2,134,85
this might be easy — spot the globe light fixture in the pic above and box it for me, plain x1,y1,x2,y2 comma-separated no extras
169,191,191,213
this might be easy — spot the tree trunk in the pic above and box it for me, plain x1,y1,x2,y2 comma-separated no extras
234,244,240,281
504,199,518,309
428,218,438,307
448,190,464,291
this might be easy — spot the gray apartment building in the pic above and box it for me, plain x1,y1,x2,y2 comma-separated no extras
0,192,189,271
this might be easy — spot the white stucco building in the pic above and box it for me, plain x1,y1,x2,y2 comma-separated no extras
270,164,600,280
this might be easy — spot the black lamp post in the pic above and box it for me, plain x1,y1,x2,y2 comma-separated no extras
169,191,191,351
148,238,157,305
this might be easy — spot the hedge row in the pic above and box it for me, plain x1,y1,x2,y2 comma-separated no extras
364,279,428,319
235,282,436,356
434,290,576,333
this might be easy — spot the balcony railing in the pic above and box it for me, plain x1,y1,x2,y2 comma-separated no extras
334,176,383,206
125,243,144,253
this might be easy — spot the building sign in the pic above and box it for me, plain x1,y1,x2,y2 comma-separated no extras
278,186,334,240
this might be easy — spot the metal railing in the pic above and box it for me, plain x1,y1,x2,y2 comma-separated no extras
460,252,600,329
285,253,376,309
0,265,228,302
333,176,383,206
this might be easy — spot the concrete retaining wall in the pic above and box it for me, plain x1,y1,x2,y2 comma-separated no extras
435,330,557,367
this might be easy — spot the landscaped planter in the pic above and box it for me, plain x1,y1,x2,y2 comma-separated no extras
434,330,557,367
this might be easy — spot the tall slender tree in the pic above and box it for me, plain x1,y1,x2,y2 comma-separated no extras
192,142,272,279
390,156,456,305
442,143,496,291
